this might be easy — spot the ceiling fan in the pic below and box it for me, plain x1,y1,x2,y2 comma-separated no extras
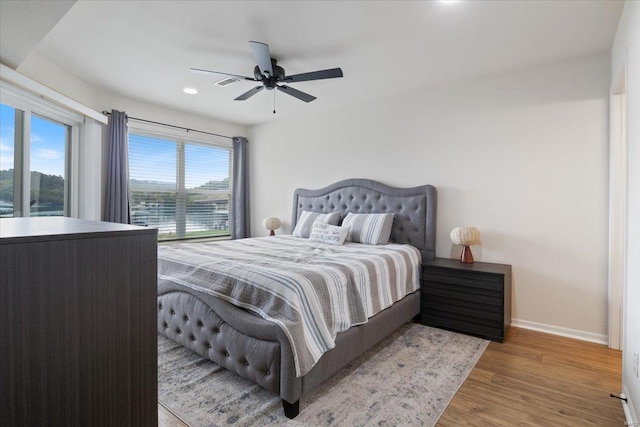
191,41,343,104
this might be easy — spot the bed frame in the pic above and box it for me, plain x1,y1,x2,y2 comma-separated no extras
157,178,437,418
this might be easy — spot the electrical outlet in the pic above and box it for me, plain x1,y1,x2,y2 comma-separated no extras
634,351,639,378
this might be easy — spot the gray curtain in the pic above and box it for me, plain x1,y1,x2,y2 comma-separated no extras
103,110,131,224
232,136,250,239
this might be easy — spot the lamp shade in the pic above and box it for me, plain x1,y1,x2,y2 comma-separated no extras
263,217,282,231
450,226,480,246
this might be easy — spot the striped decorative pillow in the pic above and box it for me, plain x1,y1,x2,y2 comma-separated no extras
342,212,395,245
292,210,341,238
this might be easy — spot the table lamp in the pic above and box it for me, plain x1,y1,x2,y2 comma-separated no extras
263,217,281,236
450,226,480,263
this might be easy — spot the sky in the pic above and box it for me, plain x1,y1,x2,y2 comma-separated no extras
0,103,66,177
129,133,230,187
1,103,230,188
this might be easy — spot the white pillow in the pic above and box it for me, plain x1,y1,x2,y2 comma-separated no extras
292,211,341,238
309,222,350,246
342,212,395,245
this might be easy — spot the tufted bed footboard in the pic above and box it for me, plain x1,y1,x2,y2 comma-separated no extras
158,291,282,395
158,281,421,418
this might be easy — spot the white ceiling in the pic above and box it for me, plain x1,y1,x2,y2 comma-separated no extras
0,0,76,69
2,0,624,126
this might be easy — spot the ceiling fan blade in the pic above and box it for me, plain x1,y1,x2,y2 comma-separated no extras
277,85,316,103
249,41,274,77
284,68,343,83
190,68,256,81
234,86,264,101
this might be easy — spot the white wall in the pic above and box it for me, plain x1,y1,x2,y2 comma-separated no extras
248,53,611,340
612,1,640,422
17,52,100,110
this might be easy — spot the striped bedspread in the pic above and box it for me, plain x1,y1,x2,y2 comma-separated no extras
157,236,421,376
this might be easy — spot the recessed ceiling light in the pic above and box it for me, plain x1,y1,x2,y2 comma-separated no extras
183,88,198,95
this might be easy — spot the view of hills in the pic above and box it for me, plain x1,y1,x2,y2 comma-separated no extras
0,169,64,208
130,177,230,205
0,169,230,215
131,177,229,191
0,171,229,201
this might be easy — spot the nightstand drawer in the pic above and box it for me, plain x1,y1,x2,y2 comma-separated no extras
422,269,504,292
422,296,503,321
422,312,503,340
422,281,503,308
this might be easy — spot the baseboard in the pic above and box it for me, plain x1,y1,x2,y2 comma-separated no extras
622,386,639,426
511,318,608,345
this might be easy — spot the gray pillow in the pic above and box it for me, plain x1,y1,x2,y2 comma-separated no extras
342,212,395,245
292,210,341,238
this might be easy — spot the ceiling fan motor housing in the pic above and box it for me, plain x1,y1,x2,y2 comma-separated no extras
254,60,286,89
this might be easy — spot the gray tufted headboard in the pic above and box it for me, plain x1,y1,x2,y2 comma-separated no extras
291,178,437,260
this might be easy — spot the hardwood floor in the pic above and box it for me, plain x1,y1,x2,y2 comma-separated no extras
158,327,625,426
438,327,625,426
159,402,188,427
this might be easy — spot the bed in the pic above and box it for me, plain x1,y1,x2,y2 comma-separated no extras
157,178,437,418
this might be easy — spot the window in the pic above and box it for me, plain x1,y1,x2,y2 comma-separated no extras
0,103,71,218
0,104,15,217
29,114,69,216
128,132,232,241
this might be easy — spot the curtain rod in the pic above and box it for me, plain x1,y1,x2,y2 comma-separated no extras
102,110,233,140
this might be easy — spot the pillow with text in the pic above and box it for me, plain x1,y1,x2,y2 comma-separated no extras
308,222,350,246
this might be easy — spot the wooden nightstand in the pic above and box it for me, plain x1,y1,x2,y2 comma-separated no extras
420,258,512,342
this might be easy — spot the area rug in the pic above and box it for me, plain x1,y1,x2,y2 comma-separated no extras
158,323,489,426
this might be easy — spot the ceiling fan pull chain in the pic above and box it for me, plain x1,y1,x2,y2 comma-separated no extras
273,90,277,114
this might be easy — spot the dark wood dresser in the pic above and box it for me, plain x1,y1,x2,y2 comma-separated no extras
0,217,158,426
420,257,512,342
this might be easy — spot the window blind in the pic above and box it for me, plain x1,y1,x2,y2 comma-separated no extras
128,132,231,240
